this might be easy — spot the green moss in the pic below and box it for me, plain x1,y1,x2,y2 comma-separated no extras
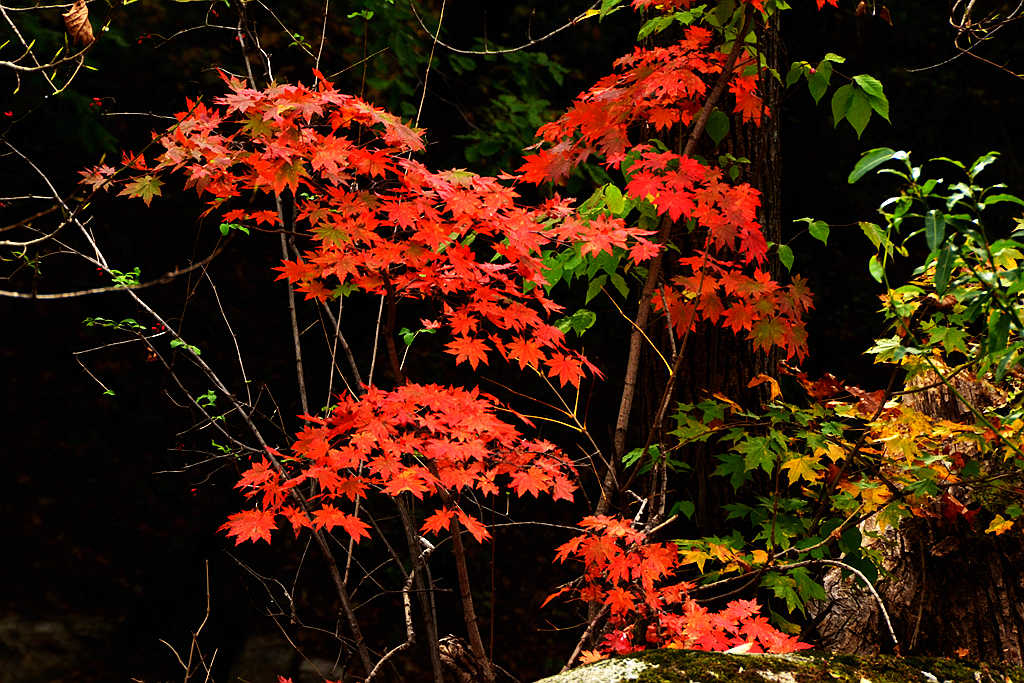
536,649,1024,683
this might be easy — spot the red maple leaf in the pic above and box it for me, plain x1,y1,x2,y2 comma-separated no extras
546,353,584,388
456,510,491,543
510,466,550,497
421,507,455,535
221,509,277,545
507,336,546,369
312,505,371,542
722,302,757,333
604,586,637,616
445,335,490,369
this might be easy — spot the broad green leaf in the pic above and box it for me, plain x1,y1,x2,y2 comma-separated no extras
599,0,622,20
839,526,862,554
860,221,885,248
609,272,629,298
738,436,775,474
982,193,1024,208
989,311,1011,353
706,109,730,145
830,83,855,127
849,148,898,183
670,500,696,519
777,244,794,271
856,75,891,121
868,254,884,282
785,62,804,88
791,567,827,602
807,68,830,104
638,14,673,39
762,573,803,615
931,156,965,169
585,274,607,303
846,90,872,137
809,220,830,244
969,152,999,179
604,184,625,214
925,210,945,251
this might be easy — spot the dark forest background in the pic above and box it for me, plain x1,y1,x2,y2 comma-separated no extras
2,1,1024,680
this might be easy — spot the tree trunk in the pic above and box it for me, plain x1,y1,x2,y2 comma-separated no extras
675,14,784,532
812,366,1024,665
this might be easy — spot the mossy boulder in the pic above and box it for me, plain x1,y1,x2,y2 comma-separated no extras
535,649,1024,682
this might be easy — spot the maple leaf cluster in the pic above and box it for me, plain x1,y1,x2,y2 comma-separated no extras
517,22,811,361
223,383,577,546
519,26,752,182
86,73,665,389
549,515,809,660
653,252,813,361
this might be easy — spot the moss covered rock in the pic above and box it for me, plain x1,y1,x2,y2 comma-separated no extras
535,649,1024,682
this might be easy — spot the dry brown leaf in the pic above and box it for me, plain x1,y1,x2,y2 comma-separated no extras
63,0,95,47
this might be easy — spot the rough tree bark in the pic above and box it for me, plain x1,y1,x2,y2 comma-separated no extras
812,365,1024,665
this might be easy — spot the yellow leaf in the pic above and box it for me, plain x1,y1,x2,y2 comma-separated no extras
860,484,892,512
815,442,848,463
986,515,1014,536
709,543,739,563
681,549,711,573
781,455,823,485
751,549,769,565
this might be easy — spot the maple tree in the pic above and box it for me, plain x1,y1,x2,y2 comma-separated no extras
11,0,1024,678
71,0,876,677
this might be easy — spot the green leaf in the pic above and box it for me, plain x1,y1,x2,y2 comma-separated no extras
637,14,673,39
830,83,855,127
609,272,629,298
807,69,830,104
555,308,598,336
738,436,775,475
585,274,607,303
785,62,804,88
706,109,730,146
868,254,884,282
934,248,953,294
853,74,886,100
989,311,1011,353
982,193,1024,208
846,90,872,137
969,152,999,179
777,244,794,271
604,184,625,214
849,148,898,183
762,572,803,615
839,526,862,554
791,567,827,603
928,325,969,354
670,500,696,519
924,210,945,252
809,220,830,244
599,0,622,19
860,221,885,248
